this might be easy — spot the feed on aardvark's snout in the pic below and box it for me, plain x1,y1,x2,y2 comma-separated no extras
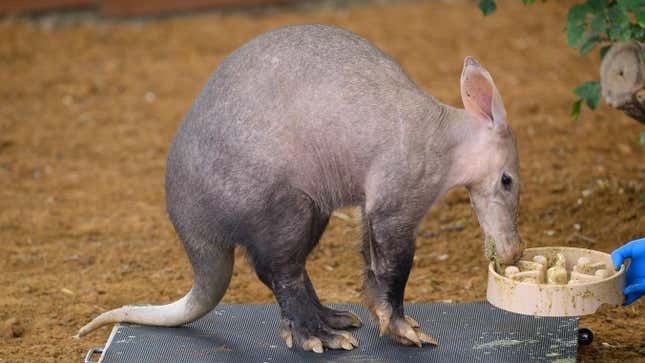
502,254,614,285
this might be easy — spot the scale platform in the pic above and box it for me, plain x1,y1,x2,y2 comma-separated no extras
85,302,578,362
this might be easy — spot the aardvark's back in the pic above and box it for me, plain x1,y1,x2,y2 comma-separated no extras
168,24,441,212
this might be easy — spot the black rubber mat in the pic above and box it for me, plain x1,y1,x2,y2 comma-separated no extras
97,302,578,362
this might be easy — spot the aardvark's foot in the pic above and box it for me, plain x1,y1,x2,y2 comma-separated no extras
372,304,438,347
279,317,359,353
317,306,362,330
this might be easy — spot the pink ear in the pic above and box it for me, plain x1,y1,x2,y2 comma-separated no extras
460,57,506,125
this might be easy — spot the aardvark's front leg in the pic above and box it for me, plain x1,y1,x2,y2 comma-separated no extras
361,207,438,347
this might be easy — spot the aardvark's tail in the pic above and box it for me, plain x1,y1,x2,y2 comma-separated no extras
75,244,234,337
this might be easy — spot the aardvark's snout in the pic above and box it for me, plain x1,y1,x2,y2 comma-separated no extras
486,235,525,264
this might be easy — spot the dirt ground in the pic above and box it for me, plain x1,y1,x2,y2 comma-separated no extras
1,0,644,361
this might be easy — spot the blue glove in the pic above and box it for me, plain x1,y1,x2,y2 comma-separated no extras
611,238,645,305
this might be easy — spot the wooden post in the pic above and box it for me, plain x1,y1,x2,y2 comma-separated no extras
600,41,645,124
0,0,92,14
101,0,294,17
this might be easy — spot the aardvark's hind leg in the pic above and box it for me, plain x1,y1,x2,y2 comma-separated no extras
245,190,359,353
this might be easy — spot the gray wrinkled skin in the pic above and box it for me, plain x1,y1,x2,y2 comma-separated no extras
78,24,523,351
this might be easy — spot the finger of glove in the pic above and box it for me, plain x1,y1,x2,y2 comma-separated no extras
624,282,645,297
624,291,642,306
612,243,634,271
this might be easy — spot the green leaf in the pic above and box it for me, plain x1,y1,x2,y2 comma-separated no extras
616,0,645,31
571,99,583,120
607,3,632,41
632,24,645,42
609,3,631,24
607,26,620,40
638,132,645,148
635,9,645,28
567,24,587,48
574,81,601,110
600,45,611,59
617,0,643,11
567,3,591,47
590,13,607,34
522,0,536,4
580,35,601,55
479,0,496,15
569,3,591,25
608,3,631,27
587,0,607,14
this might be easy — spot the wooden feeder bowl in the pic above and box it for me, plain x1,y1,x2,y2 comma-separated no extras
487,247,626,317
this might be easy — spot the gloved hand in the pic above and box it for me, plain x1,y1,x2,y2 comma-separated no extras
611,238,645,305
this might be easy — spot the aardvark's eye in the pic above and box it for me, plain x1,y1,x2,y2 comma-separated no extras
501,173,512,191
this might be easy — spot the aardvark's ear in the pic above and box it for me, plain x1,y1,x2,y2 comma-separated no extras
460,57,506,127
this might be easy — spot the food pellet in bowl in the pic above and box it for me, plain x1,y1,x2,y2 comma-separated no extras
532,255,548,266
573,257,608,275
552,253,566,268
517,260,546,272
504,266,520,276
506,259,546,283
546,266,567,284
504,252,613,285
595,269,610,278
577,257,590,266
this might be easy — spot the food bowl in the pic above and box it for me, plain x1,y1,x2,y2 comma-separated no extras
486,247,626,316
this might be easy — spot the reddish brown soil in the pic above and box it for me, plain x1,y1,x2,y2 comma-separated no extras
1,1,643,362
